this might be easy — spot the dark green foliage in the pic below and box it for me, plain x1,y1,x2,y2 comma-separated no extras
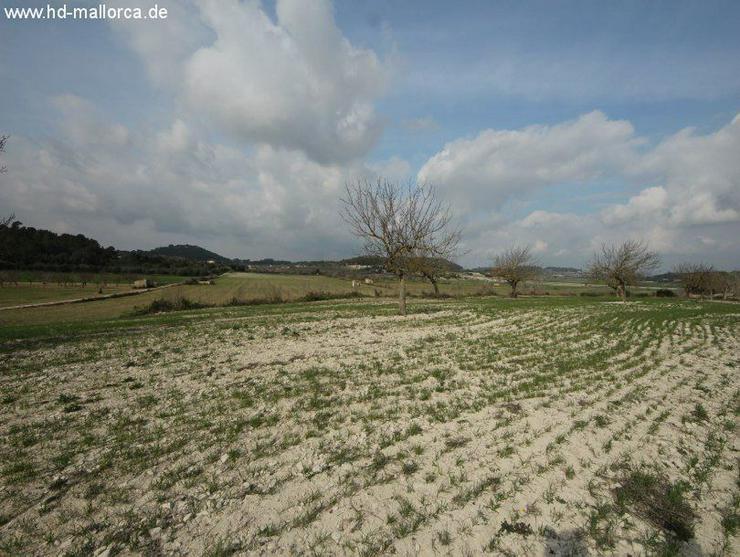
148,244,229,263
131,296,208,315
0,219,116,270
498,520,533,536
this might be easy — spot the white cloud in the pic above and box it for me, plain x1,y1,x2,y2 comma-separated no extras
113,0,389,164
108,0,209,87
419,111,740,267
601,186,668,225
418,111,641,211
0,95,393,260
367,156,412,183
519,210,580,229
531,239,548,254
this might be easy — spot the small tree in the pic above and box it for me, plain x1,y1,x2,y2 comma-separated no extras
409,256,456,295
491,246,538,298
588,240,660,301
709,270,737,300
674,263,714,298
340,178,460,315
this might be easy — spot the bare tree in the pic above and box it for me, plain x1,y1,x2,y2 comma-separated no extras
491,246,539,298
709,270,737,300
1,212,15,227
0,135,8,173
674,262,714,298
588,240,660,301
409,256,452,295
340,178,460,315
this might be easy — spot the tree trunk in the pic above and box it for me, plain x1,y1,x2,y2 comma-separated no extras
510,280,518,298
431,277,439,296
618,283,627,302
399,274,407,315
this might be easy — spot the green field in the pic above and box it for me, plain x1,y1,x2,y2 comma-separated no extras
0,271,673,330
0,272,188,309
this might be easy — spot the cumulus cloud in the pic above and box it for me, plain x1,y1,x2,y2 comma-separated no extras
0,95,377,259
108,0,209,87
420,111,740,267
418,111,642,211
601,186,668,225
112,0,389,164
367,156,412,183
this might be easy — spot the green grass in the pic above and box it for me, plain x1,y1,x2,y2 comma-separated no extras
0,270,679,329
0,283,134,307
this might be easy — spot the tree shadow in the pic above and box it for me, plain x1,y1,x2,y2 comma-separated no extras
540,527,708,557
540,528,590,557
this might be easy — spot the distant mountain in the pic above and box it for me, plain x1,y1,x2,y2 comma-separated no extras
648,272,681,283
148,244,230,263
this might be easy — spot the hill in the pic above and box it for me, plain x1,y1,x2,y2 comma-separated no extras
148,244,230,263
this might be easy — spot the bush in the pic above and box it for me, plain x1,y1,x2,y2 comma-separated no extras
299,290,364,302
131,295,208,315
225,293,283,307
225,290,363,307
655,288,677,297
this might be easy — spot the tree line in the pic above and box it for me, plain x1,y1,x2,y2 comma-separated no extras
0,216,231,276
341,178,738,314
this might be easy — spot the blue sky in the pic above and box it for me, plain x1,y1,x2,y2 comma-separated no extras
1,0,739,268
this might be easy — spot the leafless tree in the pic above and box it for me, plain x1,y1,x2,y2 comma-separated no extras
409,256,451,295
1,212,15,227
709,270,737,300
673,262,714,298
0,135,8,173
491,246,539,298
588,240,660,301
340,178,461,315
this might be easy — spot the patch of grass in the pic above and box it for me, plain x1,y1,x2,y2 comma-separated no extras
613,466,696,541
691,403,709,422
499,520,533,537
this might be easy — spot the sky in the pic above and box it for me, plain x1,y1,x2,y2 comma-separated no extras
1,0,739,269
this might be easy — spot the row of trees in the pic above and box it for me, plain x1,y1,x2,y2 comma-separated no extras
0,216,232,276
0,216,118,269
674,263,738,299
341,178,736,314
490,241,662,301
492,242,738,301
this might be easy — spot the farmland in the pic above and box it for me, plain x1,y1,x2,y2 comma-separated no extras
0,271,673,329
0,294,737,556
0,272,187,309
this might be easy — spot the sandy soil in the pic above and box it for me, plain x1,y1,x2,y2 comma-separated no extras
0,300,738,556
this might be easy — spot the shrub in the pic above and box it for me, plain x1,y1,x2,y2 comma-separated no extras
299,290,364,302
132,295,208,315
655,289,677,297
